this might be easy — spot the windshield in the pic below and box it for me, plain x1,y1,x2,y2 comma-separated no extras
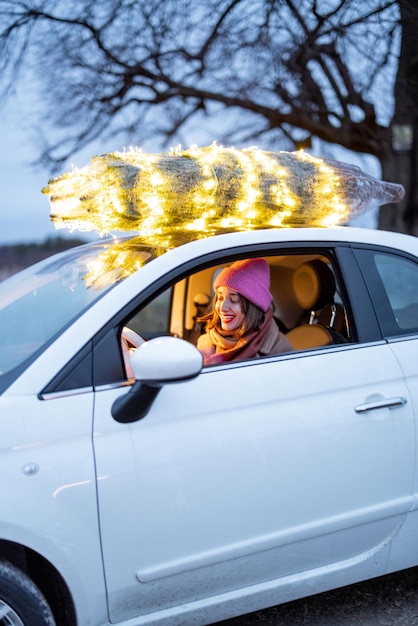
0,237,163,383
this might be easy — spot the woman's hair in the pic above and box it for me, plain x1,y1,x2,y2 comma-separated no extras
199,292,265,338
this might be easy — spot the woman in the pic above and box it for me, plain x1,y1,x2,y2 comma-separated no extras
197,258,293,365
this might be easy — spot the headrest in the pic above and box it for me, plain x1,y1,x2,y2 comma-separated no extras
292,260,336,311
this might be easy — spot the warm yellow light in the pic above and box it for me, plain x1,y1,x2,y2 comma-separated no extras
42,144,405,244
83,244,149,289
185,218,207,231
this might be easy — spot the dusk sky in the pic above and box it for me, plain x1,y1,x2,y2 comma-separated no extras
0,96,109,245
0,99,54,244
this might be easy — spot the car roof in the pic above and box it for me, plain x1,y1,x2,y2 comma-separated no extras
141,225,418,257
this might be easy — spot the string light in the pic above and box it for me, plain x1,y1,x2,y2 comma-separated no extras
43,144,405,247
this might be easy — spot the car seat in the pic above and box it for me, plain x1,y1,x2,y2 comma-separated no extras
186,292,211,345
286,260,347,350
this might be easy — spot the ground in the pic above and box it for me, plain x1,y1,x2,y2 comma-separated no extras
215,567,418,625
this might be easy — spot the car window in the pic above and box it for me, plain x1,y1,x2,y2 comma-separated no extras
122,251,352,375
126,288,173,339
353,248,418,338
374,253,418,336
0,239,160,384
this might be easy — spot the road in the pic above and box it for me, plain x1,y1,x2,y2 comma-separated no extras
215,567,418,625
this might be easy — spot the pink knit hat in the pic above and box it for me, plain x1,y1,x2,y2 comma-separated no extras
214,258,273,312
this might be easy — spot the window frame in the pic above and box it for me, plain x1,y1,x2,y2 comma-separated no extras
353,245,418,340
42,240,381,394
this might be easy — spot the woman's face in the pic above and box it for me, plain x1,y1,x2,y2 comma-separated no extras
215,286,245,332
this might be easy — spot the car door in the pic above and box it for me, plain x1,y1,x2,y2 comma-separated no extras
352,248,418,403
353,245,418,493
92,252,415,624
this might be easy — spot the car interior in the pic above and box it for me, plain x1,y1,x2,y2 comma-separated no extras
121,252,352,371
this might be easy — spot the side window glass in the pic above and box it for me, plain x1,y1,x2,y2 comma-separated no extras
127,288,172,339
375,253,418,335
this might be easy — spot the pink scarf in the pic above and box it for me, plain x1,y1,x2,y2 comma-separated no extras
198,309,276,365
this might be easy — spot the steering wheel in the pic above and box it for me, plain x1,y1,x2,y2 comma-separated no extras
121,326,144,378
122,326,144,350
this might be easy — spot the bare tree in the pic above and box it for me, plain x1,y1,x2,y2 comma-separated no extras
0,0,416,232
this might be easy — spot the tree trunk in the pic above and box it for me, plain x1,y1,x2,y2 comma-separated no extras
378,0,418,234
379,143,417,234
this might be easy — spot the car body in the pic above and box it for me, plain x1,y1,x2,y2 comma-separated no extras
1,225,418,625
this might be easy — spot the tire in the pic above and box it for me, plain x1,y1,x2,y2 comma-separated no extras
0,561,56,626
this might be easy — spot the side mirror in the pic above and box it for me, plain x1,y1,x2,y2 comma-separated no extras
112,337,203,423
130,335,203,382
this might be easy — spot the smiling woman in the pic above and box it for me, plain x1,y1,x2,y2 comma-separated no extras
197,257,293,365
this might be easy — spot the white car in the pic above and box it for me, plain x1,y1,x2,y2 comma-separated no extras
1,225,418,626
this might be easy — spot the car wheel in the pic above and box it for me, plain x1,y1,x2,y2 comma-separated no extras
0,561,56,626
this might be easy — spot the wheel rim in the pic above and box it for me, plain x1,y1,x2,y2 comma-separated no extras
0,601,25,626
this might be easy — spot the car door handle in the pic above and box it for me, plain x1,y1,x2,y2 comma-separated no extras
354,396,407,413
